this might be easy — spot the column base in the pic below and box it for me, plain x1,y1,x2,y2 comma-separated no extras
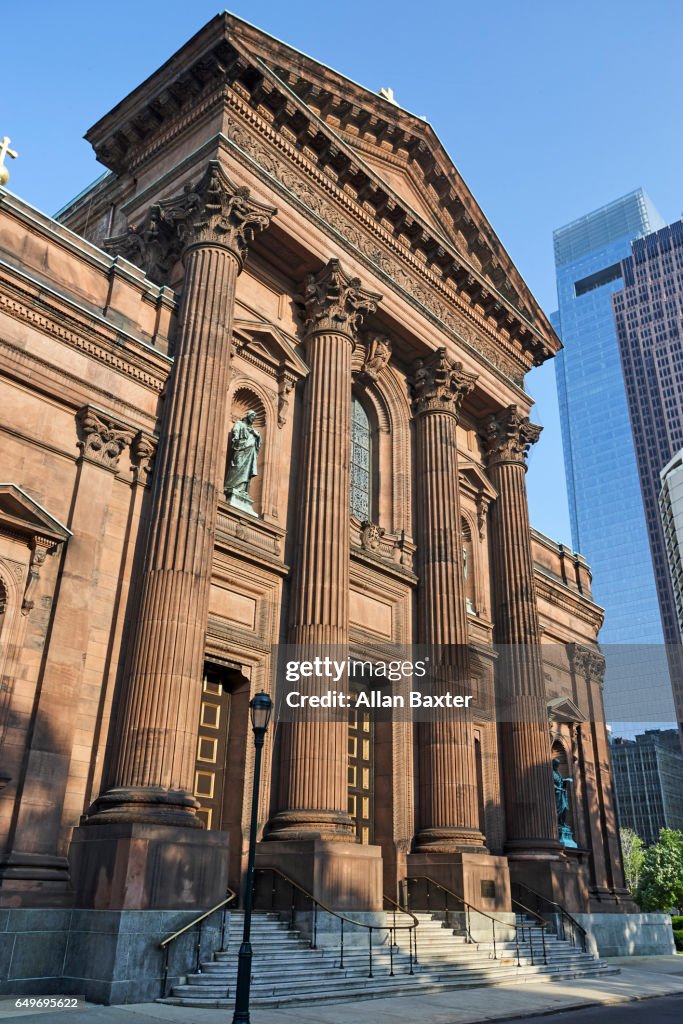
413,826,487,853
69,821,230,910
407,851,511,913
82,786,203,829
264,809,357,843
255,839,383,911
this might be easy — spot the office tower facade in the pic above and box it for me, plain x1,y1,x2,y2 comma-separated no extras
660,448,683,639
610,730,683,845
553,191,676,726
613,221,683,733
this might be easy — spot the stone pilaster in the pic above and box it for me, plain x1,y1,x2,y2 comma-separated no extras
83,163,275,829
482,405,559,858
410,348,485,851
267,260,380,844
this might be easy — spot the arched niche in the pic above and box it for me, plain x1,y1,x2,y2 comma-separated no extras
226,383,273,519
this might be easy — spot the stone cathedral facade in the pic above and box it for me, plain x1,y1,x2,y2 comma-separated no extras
0,11,665,1000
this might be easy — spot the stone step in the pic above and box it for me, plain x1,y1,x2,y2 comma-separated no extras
165,963,618,1008
181,950,606,983
162,908,613,1010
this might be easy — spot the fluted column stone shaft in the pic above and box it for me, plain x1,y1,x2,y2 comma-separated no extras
482,405,558,852
89,163,274,827
412,349,485,851
268,260,380,841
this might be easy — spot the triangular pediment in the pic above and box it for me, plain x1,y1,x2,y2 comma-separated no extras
345,145,454,239
227,16,548,330
232,318,309,380
548,696,585,724
0,484,71,543
459,459,498,502
78,13,559,367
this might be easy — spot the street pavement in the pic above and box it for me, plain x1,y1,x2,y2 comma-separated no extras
1,956,682,1024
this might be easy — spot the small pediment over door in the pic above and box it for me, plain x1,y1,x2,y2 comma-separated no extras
0,484,71,544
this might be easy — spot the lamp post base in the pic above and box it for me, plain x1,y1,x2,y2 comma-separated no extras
232,940,253,1024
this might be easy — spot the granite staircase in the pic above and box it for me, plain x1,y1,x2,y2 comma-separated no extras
160,908,618,1008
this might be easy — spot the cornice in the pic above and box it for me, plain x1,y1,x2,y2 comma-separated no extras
227,17,553,337
0,269,171,394
0,336,159,431
534,571,603,629
77,16,556,374
221,104,528,386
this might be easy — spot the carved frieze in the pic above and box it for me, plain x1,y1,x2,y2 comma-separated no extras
224,109,526,384
106,161,276,283
411,346,478,419
481,404,542,467
299,259,381,341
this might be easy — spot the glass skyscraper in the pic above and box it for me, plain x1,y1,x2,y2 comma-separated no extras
552,190,676,726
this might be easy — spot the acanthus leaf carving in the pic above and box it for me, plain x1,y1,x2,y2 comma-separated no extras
76,406,135,470
568,643,606,687
481,404,542,467
105,161,276,284
299,259,381,341
130,431,158,483
411,346,478,418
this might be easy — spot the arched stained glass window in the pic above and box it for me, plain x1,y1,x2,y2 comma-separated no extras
351,396,372,520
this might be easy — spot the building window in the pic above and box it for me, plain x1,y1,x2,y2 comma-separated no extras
351,395,372,520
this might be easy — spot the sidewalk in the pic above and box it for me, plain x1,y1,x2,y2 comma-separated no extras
2,957,683,1024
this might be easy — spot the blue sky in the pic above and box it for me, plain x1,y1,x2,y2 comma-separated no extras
3,1,681,548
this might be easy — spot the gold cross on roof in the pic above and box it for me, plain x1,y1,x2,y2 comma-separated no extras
0,136,18,186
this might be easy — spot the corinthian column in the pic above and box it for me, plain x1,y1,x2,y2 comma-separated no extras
267,259,380,842
411,348,485,851
88,162,275,827
482,406,559,854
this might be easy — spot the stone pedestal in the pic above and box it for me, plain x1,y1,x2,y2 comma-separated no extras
509,853,589,915
256,839,383,911
0,853,71,908
69,822,230,910
407,851,511,914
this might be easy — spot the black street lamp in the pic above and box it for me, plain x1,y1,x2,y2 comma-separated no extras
232,691,273,1024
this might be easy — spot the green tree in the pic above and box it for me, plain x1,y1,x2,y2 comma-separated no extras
635,829,683,912
620,827,645,894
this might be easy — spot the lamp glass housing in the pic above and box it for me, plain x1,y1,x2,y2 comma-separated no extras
250,691,273,734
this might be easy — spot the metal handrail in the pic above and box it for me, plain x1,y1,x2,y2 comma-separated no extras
159,887,237,997
407,874,548,966
511,895,550,928
511,880,588,952
256,865,419,977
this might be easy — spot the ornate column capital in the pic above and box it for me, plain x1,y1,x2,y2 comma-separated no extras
411,346,478,418
481,404,542,468
568,643,606,687
299,259,381,341
76,406,135,470
106,161,276,284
